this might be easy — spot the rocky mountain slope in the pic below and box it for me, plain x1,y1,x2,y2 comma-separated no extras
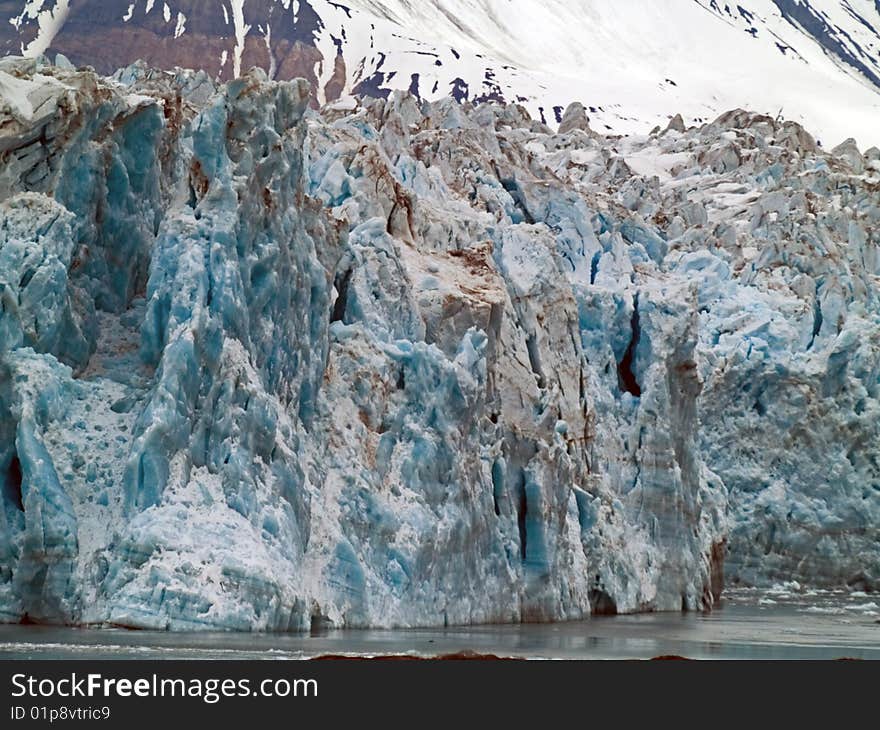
0,56,876,629
2,1,880,147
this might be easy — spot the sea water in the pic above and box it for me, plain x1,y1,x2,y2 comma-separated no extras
1,590,877,660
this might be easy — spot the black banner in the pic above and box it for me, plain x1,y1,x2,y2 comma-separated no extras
0,659,876,726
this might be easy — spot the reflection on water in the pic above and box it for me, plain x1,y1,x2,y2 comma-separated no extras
1,588,877,660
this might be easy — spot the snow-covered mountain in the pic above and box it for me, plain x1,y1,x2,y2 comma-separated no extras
1,57,878,629
2,1,880,147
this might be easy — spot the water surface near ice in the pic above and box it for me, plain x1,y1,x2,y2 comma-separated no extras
1,592,877,660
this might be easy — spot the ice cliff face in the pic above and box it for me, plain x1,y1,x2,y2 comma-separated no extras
0,58,877,630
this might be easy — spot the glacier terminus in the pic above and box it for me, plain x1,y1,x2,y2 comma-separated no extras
0,52,877,631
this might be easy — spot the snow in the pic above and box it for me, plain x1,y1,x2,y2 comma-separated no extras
10,0,70,57
328,0,880,147
5,1,880,147
230,0,249,79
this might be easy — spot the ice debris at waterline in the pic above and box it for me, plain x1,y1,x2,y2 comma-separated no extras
0,57,877,630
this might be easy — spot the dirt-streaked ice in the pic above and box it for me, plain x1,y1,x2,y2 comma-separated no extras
0,58,876,630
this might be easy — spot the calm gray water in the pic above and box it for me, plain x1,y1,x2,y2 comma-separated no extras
1,587,877,660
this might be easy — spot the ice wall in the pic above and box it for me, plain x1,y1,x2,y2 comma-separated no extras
0,57,876,629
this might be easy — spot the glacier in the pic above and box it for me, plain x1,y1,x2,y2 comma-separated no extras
0,56,877,630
